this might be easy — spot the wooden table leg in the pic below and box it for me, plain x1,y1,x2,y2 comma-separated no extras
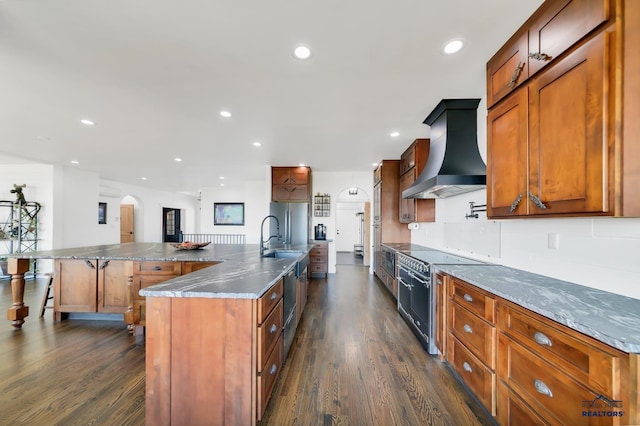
6,258,30,328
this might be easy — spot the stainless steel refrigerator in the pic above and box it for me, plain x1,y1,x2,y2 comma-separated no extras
269,202,309,247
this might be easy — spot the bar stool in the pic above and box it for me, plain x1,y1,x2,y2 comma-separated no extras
40,273,54,317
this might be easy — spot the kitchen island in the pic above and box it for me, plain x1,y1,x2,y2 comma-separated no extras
5,242,312,425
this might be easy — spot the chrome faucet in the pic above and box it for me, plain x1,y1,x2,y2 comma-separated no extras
260,215,281,255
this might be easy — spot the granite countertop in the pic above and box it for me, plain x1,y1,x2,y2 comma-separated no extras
434,264,640,354
8,242,313,300
381,243,433,251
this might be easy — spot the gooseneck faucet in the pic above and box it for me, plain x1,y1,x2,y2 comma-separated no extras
260,215,281,255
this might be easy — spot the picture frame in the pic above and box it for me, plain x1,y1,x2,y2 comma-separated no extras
214,202,245,226
98,202,107,224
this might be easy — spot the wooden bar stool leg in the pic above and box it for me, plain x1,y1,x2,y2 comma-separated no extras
40,273,54,317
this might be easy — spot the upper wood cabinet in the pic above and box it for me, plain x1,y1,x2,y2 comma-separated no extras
487,0,639,218
487,0,610,108
271,166,311,202
398,139,435,223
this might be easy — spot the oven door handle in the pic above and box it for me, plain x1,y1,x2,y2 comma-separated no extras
398,277,412,289
408,271,429,286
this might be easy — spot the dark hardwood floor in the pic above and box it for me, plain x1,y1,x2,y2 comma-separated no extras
0,267,495,425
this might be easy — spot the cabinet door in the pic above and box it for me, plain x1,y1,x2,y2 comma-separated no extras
97,260,131,313
487,88,529,217
399,170,415,223
528,0,609,76
529,32,609,215
373,183,381,223
55,259,97,313
487,32,529,107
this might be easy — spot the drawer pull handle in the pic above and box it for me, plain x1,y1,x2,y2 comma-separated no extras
534,379,553,398
85,260,96,269
463,324,473,334
529,52,551,62
270,292,278,301
463,362,472,373
153,266,162,271
534,331,552,347
528,192,547,210
269,324,278,334
509,194,523,213
269,363,278,375
463,294,473,303
508,61,525,88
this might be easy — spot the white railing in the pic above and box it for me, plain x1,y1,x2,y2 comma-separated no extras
180,233,246,244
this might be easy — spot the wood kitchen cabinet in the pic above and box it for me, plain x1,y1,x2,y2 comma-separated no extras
145,278,284,425
127,260,218,335
54,259,131,321
271,166,311,202
487,0,640,218
399,139,435,224
447,276,497,415
439,272,637,425
309,242,328,277
372,160,409,289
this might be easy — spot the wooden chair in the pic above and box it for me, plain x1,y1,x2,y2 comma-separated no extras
40,273,54,317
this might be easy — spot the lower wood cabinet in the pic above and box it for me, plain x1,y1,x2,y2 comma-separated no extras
54,259,131,321
127,260,217,334
145,278,284,425
440,273,637,425
309,242,328,277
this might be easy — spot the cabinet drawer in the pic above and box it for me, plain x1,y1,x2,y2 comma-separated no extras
311,246,327,256
258,278,283,324
257,299,283,369
487,32,529,107
497,301,621,398
134,275,179,300
498,334,610,425
450,278,495,322
309,263,327,273
134,261,182,275
450,302,496,369
310,255,327,264
449,335,496,415
257,334,283,420
496,380,551,426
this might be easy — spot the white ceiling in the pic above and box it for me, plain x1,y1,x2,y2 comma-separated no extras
0,0,543,195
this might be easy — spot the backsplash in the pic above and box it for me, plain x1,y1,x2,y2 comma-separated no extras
411,189,640,300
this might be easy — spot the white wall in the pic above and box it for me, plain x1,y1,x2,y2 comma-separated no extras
410,188,640,300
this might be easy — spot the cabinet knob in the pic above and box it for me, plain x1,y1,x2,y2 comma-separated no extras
269,324,278,334
153,266,162,271
463,362,473,373
270,292,279,301
534,379,553,398
463,293,473,303
269,363,278,375
533,331,552,347
463,324,473,334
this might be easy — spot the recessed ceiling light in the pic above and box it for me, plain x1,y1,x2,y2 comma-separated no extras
442,39,464,55
70,160,79,164
80,119,95,126
372,163,378,167
390,132,400,137
219,176,225,180
220,183,225,187
253,142,262,147
141,177,148,180
294,44,312,59
220,110,232,118
299,163,306,167
174,157,183,162
35,136,51,141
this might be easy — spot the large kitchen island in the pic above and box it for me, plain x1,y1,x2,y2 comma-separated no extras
5,242,312,425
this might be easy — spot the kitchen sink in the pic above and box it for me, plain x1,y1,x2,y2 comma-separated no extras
262,250,309,277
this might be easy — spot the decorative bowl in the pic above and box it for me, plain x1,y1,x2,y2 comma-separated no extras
170,241,211,250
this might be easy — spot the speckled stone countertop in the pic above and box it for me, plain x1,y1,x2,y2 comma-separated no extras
8,242,312,300
381,243,434,251
434,264,640,353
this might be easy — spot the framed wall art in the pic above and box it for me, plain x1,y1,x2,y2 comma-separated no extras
98,202,107,224
214,202,245,226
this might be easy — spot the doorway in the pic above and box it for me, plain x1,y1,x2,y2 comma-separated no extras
162,208,181,243
335,200,370,266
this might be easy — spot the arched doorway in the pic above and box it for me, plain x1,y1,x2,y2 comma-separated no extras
335,187,370,266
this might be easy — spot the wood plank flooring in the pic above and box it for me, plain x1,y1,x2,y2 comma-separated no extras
0,266,495,425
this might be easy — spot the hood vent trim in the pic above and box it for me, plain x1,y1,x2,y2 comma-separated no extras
403,98,486,199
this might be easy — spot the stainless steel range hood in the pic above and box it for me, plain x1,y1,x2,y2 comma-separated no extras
403,99,486,199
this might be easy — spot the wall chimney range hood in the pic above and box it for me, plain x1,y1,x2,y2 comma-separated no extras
403,98,486,199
